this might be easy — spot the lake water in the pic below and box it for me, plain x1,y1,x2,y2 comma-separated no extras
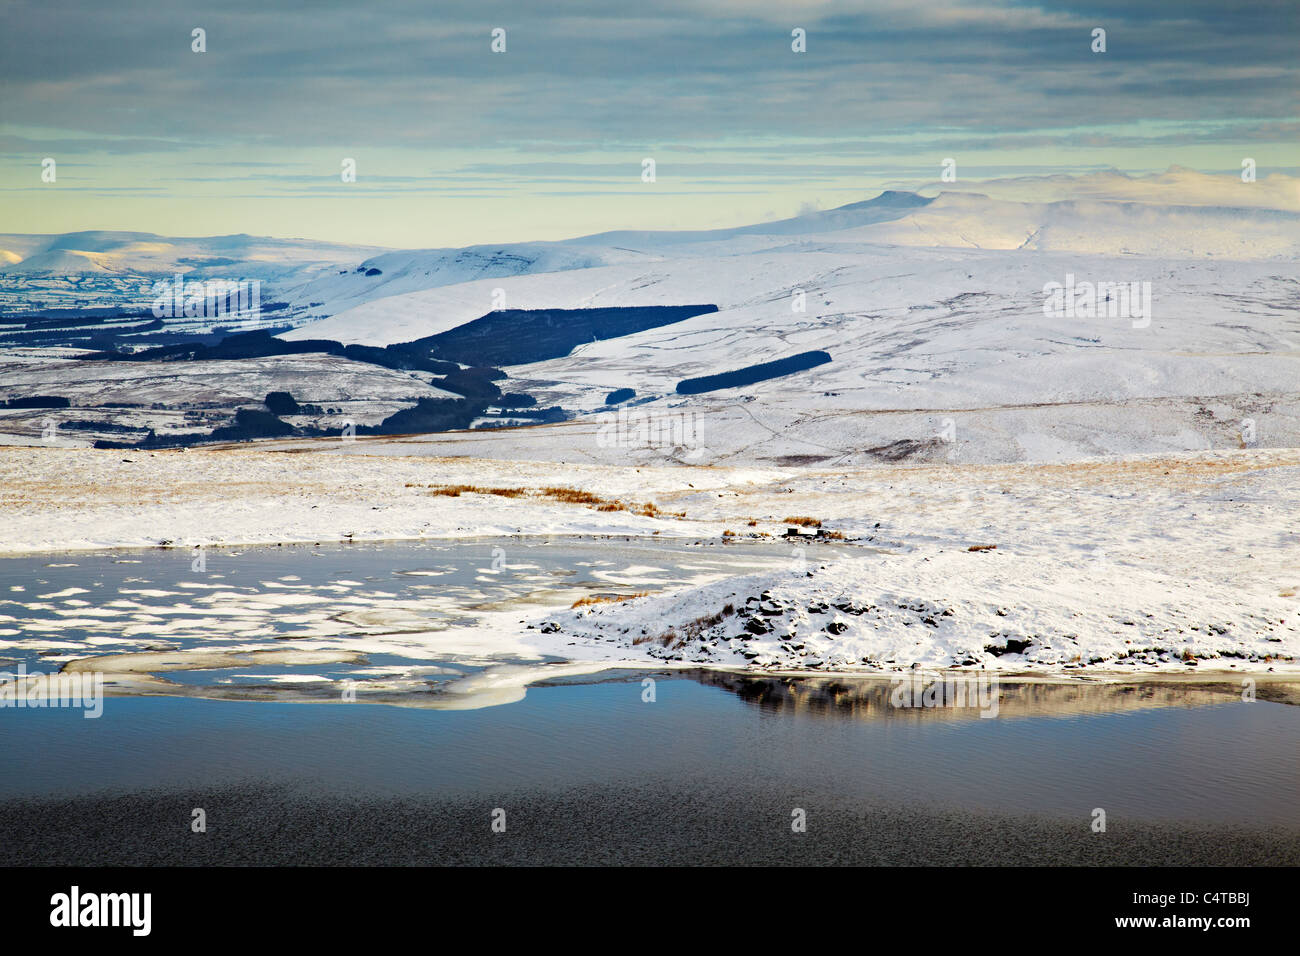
0,536,806,689
1,539,1297,864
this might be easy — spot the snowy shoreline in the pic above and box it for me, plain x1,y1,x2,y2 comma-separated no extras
534,551,1299,676
4,443,1297,677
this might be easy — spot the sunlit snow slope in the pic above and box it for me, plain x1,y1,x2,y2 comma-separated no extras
6,169,1298,465
273,169,1300,466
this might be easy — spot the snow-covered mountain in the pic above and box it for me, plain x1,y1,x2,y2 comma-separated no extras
276,169,1299,336
0,231,382,281
262,168,1298,466
268,190,939,323
4,168,1298,465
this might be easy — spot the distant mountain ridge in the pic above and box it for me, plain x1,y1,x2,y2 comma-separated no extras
0,230,383,279
6,170,1299,331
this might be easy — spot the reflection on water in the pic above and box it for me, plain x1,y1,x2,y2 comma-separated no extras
3,537,1298,727
697,671,1300,720
4,542,1298,834
4,675,1299,827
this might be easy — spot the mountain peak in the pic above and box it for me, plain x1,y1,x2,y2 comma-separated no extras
836,190,931,212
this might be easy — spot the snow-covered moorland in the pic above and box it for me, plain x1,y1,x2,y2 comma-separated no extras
1,444,1296,676
551,548,1296,674
2,168,1297,679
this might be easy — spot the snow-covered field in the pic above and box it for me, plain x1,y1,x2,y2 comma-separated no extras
6,170,1296,466
2,443,1296,676
0,351,455,444
2,168,1297,680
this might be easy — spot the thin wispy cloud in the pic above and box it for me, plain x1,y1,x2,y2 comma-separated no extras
2,0,1295,244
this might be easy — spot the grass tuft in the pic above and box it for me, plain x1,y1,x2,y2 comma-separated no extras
571,591,649,609
423,484,685,519
540,486,603,504
784,515,822,528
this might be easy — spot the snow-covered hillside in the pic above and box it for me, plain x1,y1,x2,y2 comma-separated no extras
266,170,1300,466
0,231,383,279
278,168,1299,334
4,168,1299,465
271,190,938,323
3,168,1298,681
0,231,383,318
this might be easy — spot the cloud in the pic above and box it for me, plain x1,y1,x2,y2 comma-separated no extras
0,0,1293,150
3,0,1295,244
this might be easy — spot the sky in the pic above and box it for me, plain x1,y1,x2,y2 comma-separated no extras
1,0,1297,248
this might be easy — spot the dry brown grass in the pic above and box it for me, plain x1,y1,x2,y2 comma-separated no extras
422,483,685,518
426,484,528,498
540,486,603,504
968,543,997,552
571,591,649,609
659,604,737,647
784,515,822,528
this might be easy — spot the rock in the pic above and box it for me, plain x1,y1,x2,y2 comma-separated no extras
985,637,1032,656
832,601,871,615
